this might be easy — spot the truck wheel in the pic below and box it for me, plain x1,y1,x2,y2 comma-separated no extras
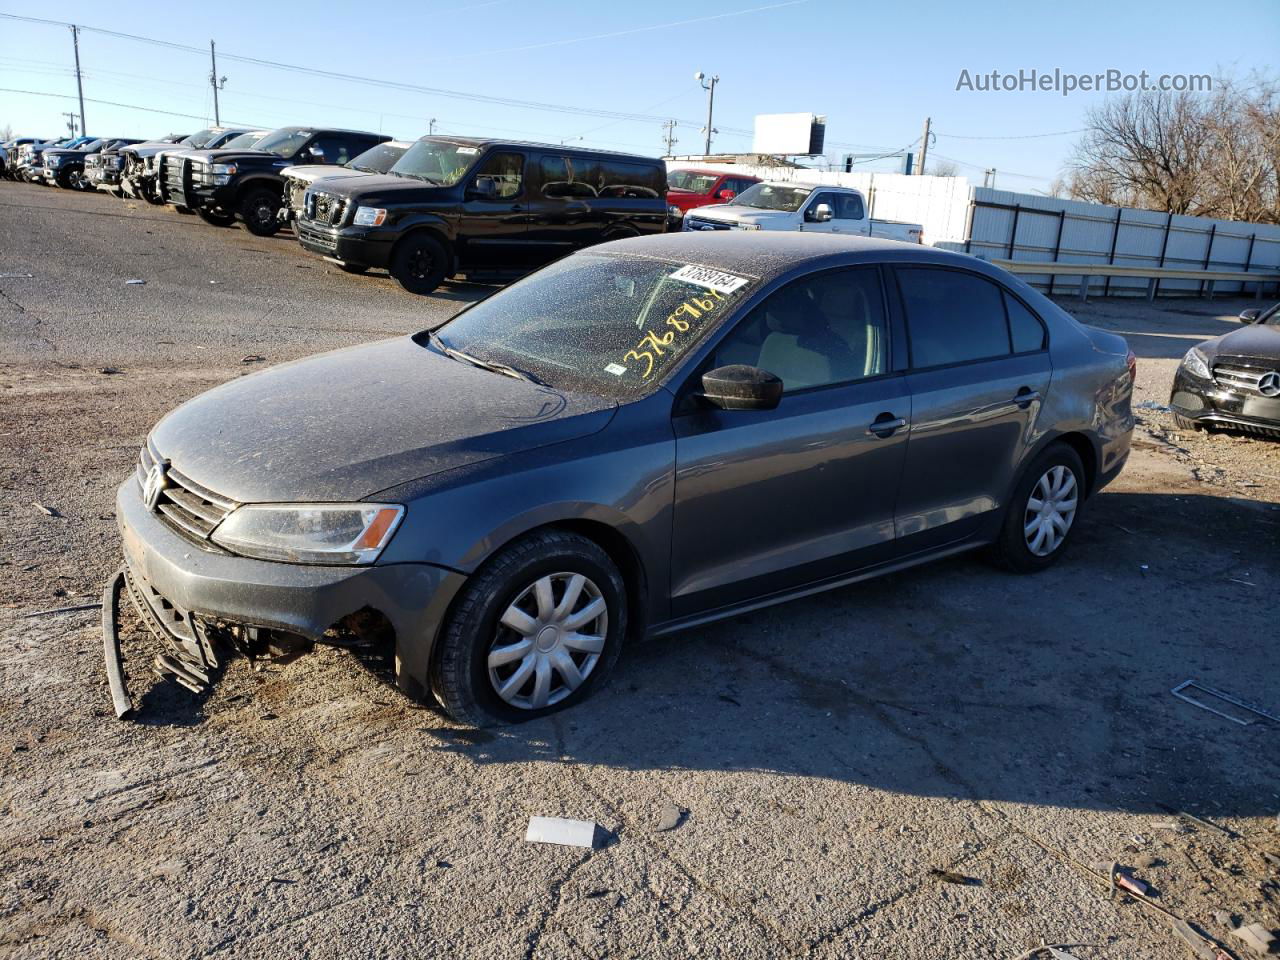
142,183,165,205
56,168,74,189
197,207,236,227
390,233,449,295
430,530,627,726
240,188,282,236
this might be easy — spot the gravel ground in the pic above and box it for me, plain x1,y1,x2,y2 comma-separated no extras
1,182,1278,960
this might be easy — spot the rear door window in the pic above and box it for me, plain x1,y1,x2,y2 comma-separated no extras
1006,293,1047,353
580,158,664,199
539,156,596,198
896,267,1012,368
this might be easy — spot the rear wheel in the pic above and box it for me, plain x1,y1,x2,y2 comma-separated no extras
991,443,1085,573
390,233,449,295
431,531,627,726
196,206,236,227
239,188,282,236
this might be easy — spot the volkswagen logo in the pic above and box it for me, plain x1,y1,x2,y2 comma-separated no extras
142,459,170,511
1259,371,1280,398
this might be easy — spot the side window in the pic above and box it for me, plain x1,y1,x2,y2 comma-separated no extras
539,156,595,199
1006,293,1047,352
472,151,524,200
709,268,888,393
835,192,865,220
310,136,354,166
897,267,1011,368
806,192,837,221
589,159,663,199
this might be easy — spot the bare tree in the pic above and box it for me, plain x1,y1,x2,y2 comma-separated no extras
1,124,12,143
928,159,959,178
1064,78,1279,224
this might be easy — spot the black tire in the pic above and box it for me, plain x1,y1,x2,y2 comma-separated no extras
1173,413,1202,432
990,442,1086,574
239,188,282,236
142,183,165,205
196,206,236,227
337,262,368,275
431,530,627,726
175,205,195,215
55,168,74,190
390,232,449,295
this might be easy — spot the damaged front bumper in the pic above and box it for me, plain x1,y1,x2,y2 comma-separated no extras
103,475,464,718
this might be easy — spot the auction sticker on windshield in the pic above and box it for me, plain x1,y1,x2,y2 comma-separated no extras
667,264,749,294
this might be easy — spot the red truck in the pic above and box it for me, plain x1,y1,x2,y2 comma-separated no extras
666,168,760,219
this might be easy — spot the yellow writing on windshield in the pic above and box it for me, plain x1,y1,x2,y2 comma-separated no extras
621,287,726,379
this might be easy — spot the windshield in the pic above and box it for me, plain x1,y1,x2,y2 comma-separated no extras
668,171,719,193
391,138,482,185
220,132,265,150
349,142,409,174
78,139,105,152
432,253,757,399
253,128,312,158
1261,302,1280,327
730,183,811,212
185,128,218,148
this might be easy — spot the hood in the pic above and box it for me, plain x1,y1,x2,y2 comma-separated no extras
185,148,286,165
1208,321,1280,360
284,163,348,185
317,172,449,205
151,336,615,503
125,142,182,158
688,203,790,227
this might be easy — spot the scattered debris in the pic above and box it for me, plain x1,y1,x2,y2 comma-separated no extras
1169,809,1235,839
1137,854,1161,870
1172,919,1228,960
1013,945,1089,960
1232,923,1276,955
1171,679,1280,726
0,272,34,279
268,876,297,885
99,367,124,375
241,355,266,364
1228,578,1258,587
928,867,981,886
23,602,102,618
31,501,59,517
526,816,599,849
124,278,146,285
655,803,685,833
1137,400,1171,412
1213,911,1235,927
1153,820,1187,833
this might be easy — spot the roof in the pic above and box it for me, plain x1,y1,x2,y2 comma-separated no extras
600,232,983,286
271,125,385,137
414,134,660,163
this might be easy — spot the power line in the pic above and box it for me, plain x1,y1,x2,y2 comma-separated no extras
0,87,257,127
935,127,1087,141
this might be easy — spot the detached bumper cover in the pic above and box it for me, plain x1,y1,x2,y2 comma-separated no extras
105,476,466,716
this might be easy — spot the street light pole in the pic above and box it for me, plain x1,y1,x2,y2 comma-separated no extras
70,25,86,136
695,72,718,156
210,41,221,125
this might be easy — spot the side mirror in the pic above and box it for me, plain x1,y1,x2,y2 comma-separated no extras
468,178,497,201
808,203,833,223
700,365,783,411
1238,308,1261,323
716,188,736,200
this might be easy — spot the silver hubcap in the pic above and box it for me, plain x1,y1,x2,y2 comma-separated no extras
488,572,608,710
1024,464,1078,557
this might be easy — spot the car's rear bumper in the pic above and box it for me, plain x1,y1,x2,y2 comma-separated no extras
113,474,465,702
1170,369,1280,437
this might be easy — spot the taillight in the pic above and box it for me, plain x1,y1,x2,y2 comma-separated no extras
1126,349,1137,384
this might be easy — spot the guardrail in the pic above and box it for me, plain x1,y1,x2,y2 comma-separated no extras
991,259,1280,303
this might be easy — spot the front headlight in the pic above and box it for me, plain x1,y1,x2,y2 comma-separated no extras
1181,346,1212,380
668,205,683,218
210,503,404,565
47,156,61,167
211,163,237,176
353,206,387,226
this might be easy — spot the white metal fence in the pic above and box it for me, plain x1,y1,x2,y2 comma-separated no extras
665,160,1280,299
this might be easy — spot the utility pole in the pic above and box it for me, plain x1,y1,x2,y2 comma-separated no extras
695,72,718,156
70,25,86,136
661,119,678,156
917,116,931,175
62,111,79,136
429,118,438,134
209,41,226,125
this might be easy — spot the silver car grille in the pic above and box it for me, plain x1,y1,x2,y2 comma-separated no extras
304,189,346,226
137,440,238,546
1213,359,1279,395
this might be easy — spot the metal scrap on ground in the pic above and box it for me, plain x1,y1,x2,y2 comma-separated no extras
1171,680,1280,726
525,816,599,849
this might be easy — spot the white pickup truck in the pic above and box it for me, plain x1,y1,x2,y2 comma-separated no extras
681,181,923,243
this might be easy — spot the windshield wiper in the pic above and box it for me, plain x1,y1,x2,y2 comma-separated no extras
429,332,544,384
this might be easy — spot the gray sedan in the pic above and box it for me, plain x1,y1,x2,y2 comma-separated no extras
107,233,1134,724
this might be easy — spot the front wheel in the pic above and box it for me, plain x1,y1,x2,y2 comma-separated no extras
197,206,236,227
431,531,627,726
390,233,448,295
990,443,1086,573
239,188,282,236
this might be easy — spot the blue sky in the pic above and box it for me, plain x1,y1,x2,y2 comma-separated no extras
2,0,1276,189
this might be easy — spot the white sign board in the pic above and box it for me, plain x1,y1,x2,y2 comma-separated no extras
752,113,825,155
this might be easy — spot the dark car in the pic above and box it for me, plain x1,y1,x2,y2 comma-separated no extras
121,129,249,204
104,233,1133,725
293,136,669,294
161,125,389,234
281,139,413,225
1170,301,1280,437
42,138,138,189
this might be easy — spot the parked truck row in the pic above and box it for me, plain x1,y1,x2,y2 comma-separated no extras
2,129,925,296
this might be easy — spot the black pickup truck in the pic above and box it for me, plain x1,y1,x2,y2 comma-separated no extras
161,126,389,235
293,136,668,294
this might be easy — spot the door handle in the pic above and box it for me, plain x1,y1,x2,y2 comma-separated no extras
866,414,907,437
1013,388,1041,409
